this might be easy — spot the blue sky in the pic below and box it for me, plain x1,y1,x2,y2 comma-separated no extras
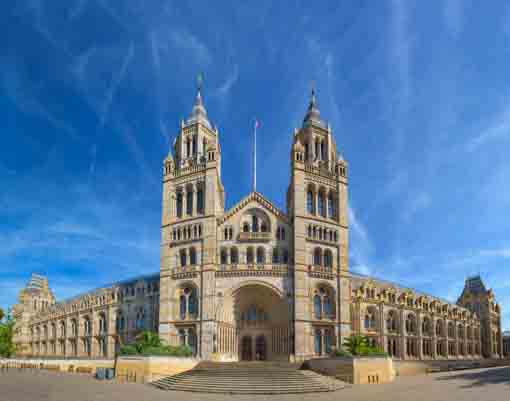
1,1,509,330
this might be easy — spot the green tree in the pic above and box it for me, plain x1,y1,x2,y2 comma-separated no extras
0,308,4,322
343,335,369,356
0,310,16,357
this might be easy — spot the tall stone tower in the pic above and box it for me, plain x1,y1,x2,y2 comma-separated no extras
287,89,350,359
457,276,503,358
12,274,55,355
159,83,224,358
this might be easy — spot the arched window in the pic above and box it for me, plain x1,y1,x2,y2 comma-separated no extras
230,247,238,264
436,320,443,336
307,190,314,214
252,215,259,232
318,192,326,217
365,310,376,330
247,247,254,264
406,314,416,335
192,135,197,155
313,248,322,266
272,248,279,263
386,311,397,332
243,223,249,232
448,322,455,338
220,248,228,265
261,222,268,232
320,141,326,161
324,250,332,268
315,139,320,160
247,305,257,321
188,328,197,356
327,193,334,218
256,247,265,264
307,226,312,237
176,192,183,217
180,250,187,267
186,139,191,158
190,248,197,265
186,190,193,215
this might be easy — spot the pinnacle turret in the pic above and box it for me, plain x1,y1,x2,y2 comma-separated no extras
302,87,323,127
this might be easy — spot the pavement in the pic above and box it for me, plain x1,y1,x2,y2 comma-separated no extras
0,366,509,401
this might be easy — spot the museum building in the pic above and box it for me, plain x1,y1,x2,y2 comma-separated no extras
12,86,504,362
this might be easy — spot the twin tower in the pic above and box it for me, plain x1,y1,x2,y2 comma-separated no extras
159,84,349,361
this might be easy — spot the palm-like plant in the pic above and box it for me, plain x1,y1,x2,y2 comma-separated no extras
134,331,162,352
343,335,368,356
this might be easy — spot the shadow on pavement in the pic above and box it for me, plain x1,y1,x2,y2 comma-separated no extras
435,366,510,388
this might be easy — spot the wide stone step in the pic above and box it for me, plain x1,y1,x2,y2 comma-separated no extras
150,363,344,394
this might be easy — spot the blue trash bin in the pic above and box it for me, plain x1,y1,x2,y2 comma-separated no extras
95,368,105,380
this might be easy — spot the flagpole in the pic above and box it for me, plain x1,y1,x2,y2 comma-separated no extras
253,119,257,193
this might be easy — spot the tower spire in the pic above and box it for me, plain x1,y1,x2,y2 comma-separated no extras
303,84,323,126
187,73,211,129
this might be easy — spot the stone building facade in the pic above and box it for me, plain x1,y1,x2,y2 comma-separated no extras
12,86,504,362
12,274,159,359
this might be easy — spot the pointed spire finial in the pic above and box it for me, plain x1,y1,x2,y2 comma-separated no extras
187,72,212,128
303,82,322,126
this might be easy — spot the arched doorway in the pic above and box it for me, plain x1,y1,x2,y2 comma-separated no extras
233,283,290,361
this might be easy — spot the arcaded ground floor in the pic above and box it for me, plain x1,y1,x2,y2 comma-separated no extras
1,366,509,401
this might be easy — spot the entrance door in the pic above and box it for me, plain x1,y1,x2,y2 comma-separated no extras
255,335,266,360
241,336,252,361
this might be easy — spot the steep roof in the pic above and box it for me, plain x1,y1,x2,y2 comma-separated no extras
218,191,289,225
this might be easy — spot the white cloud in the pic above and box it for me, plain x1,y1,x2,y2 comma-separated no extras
0,66,78,139
170,29,212,66
216,65,239,97
464,104,510,152
348,202,376,276
100,42,135,127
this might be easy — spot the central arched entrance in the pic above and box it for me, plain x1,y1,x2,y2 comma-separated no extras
233,283,290,361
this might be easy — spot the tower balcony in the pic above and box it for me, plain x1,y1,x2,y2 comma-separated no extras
238,232,271,242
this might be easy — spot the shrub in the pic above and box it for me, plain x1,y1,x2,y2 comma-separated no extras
342,335,389,357
334,348,353,357
119,345,138,355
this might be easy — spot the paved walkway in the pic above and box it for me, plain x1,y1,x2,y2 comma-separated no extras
0,366,509,401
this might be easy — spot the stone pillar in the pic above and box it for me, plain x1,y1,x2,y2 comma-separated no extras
400,309,406,360
379,303,385,351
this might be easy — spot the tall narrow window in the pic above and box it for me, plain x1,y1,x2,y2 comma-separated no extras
247,247,254,264
197,188,204,214
315,139,320,160
220,249,228,265
324,329,332,354
305,143,309,160
179,296,187,320
186,191,193,215
314,329,322,355
189,248,197,265
314,295,322,319
318,192,325,217
272,248,279,264
231,248,238,264
256,247,265,264
176,192,183,217
282,249,289,264
180,250,187,267
324,250,332,268
189,288,198,318
192,136,197,155
186,139,191,158
307,191,314,214
252,216,259,232
328,193,334,217
321,142,326,161
313,248,322,266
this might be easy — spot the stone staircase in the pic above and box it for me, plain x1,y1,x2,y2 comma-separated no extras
150,361,345,394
